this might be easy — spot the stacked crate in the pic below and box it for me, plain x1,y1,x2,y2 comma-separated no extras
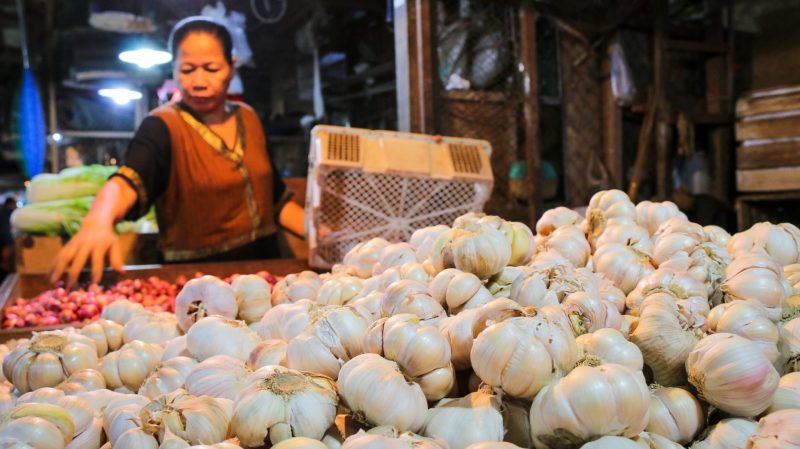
734,85,800,229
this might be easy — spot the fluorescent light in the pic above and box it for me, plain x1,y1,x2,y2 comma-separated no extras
119,48,172,69
98,88,143,105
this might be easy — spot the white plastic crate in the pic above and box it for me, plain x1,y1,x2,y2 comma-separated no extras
305,125,494,270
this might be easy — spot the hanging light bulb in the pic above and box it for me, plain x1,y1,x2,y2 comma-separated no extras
98,88,142,105
119,48,172,69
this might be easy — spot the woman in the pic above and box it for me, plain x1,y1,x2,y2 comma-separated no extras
50,16,305,286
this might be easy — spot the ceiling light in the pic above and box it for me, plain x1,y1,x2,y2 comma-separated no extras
50,132,62,142
119,48,172,69
98,88,143,105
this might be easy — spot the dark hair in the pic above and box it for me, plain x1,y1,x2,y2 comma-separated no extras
168,16,234,65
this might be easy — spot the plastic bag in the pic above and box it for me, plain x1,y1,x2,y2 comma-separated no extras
201,2,253,67
609,39,636,106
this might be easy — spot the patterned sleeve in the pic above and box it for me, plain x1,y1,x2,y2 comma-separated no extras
110,116,172,219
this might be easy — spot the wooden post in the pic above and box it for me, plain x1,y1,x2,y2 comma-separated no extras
395,0,436,134
706,0,734,201
601,45,623,189
519,1,542,225
653,0,670,200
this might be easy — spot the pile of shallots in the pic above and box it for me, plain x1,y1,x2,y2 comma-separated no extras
1,189,800,449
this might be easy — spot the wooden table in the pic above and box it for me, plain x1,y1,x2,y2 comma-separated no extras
0,258,310,341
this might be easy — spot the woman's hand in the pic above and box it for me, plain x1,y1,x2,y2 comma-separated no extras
49,176,139,287
49,219,125,287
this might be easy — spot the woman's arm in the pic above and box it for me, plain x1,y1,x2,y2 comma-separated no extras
278,200,306,238
49,177,138,286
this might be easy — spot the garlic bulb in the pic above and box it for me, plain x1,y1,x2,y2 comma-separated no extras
635,200,687,235
138,356,197,399
652,219,706,265
160,337,189,362
100,299,146,325
721,252,787,321
3,331,98,393
429,269,493,313
185,355,249,400
562,291,622,335
272,437,330,449
596,274,627,312
646,385,704,444
466,215,535,266
16,388,98,447
530,363,650,447
341,430,449,449
596,223,654,254
58,369,107,394
536,206,582,237
579,436,641,449
430,223,511,279
102,394,150,443
348,291,384,323
593,243,656,294
535,225,591,268
438,298,520,370
381,284,446,326
421,387,503,449
317,276,363,306
372,243,418,276
706,301,779,363
231,274,272,324
410,226,450,263
233,365,337,446
248,339,288,370
630,295,701,386
584,189,637,241
767,372,800,413
576,328,643,371
186,315,259,362
470,320,556,400
510,265,599,308
687,332,779,416
377,262,436,292
175,275,238,332
746,409,800,449
343,238,392,278
339,354,428,432
364,314,454,401
0,415,67,449
138,389,232,446
485,266,524,299
625,268,709,329
779,317,800,372
704,225,732,247
728,222,800,266
287,305,370,379
691,418,757,449
660,242,731,305
99,340,163,392
257,299,317,341
272,271,323,304
79,319,124,357
123,311,181,345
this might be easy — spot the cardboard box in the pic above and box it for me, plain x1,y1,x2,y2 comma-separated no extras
14,232,160,274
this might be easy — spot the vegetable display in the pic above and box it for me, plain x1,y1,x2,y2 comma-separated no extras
3,189,800,449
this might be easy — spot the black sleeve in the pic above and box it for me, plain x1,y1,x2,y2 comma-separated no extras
269,147,292,216
110,116,171,219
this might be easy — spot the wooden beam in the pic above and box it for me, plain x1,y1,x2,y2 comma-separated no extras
653,0,670,200
737,141,800,169
737,167,800,192
736,115,800,140
519,1,542,225
601,45,623,189
736,92,800,118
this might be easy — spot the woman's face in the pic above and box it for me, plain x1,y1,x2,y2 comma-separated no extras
174,32,233,114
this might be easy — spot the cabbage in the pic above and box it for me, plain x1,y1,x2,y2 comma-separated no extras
26,164,117,203
10,196,94,236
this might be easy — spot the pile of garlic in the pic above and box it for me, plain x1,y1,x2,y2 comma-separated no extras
4,189,800,449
